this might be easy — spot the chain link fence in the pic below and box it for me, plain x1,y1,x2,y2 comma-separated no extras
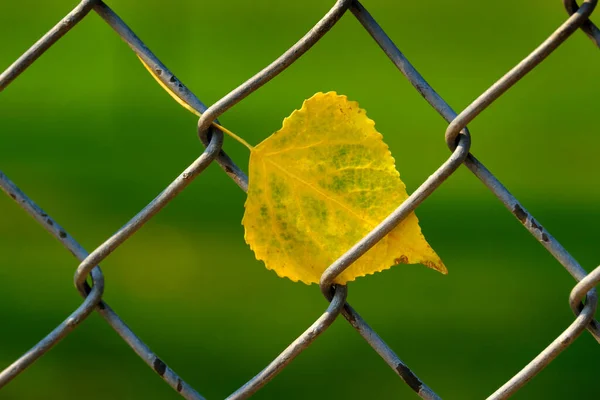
1,0,599,398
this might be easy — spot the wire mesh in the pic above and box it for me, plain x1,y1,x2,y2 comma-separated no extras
1,0,599,399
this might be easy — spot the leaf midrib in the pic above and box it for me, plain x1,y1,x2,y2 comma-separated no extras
261,156,380,228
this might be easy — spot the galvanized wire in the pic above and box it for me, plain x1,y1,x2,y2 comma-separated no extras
0,0,598,399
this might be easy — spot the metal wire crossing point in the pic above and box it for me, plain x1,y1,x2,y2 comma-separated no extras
1,0,599,398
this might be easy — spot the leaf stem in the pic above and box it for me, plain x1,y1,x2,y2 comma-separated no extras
137,55,255,152
211,122,254,151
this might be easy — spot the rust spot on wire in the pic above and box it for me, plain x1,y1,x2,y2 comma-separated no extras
153,358,167,376
155,68,162,76
344,306,356,325
395,363,422,393
59,231,67,239
531,219,542,232
46,218,53,226
177,379,183,392
9,193,16,200
542,233,549,242
513,204,527,223
225,166,234,174
169,76,176,83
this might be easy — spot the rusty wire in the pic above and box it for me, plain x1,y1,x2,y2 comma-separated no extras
0,0,599,399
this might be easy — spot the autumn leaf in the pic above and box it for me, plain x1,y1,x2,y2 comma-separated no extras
137,58,444,285
243,92,444,284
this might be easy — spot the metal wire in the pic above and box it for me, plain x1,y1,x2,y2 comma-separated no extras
0,0,598,398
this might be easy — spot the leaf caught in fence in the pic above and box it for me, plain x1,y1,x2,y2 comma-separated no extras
243,92,444,284
137,59,444,284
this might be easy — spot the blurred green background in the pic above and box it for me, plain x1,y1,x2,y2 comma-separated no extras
1,1,599,399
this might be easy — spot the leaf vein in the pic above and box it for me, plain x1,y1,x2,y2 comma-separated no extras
264,157,379,228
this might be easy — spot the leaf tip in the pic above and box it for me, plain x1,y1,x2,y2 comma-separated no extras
424,259,448,275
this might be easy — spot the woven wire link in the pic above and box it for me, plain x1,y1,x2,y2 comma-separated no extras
1,0,598,399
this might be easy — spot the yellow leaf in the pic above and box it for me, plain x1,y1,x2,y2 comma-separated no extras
136,58,443,285
243,91,445,284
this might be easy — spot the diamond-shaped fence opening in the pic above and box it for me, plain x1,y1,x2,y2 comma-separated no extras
0,1,599,399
